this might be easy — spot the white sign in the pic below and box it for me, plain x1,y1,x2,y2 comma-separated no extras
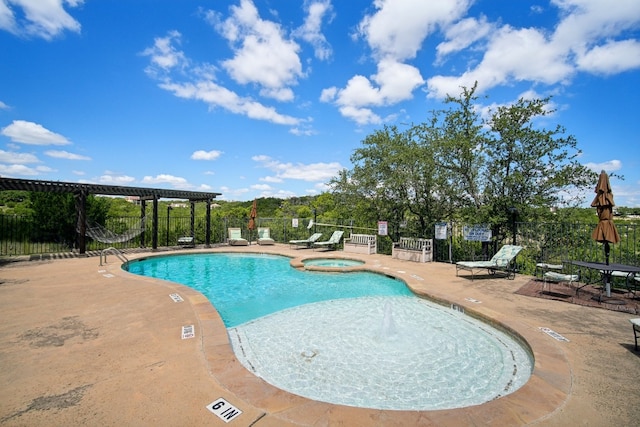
378,221,388,236
181,325,194,340
292,218,298,228
463,225,492,242
169,293,184,303
206,398,242,422
435,223,448,240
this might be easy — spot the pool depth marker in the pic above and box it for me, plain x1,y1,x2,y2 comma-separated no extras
206,398,242,422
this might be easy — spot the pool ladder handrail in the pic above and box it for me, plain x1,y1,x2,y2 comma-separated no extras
100,247,128,266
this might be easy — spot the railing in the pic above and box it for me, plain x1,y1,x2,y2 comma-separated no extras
100,247,129,266
2,214,638,276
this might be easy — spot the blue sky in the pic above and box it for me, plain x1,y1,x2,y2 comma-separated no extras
1,0,639,206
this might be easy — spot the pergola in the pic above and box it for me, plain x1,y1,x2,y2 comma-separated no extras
0,177,221,254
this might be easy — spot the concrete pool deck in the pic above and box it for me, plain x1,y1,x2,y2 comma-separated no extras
0,244,638,426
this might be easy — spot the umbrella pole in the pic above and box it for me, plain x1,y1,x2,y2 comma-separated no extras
604,242,611,297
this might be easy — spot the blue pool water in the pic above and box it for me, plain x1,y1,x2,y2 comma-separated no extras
303,258,364,267
125,252,532,410
126,253,411,327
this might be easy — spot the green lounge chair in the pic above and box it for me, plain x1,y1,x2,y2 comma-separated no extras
289,232,322,249
228,228,248,246
313,230,344,251
257,227,275,245
456,244,523,280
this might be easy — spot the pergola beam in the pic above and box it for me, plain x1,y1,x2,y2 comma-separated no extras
0,177,221,253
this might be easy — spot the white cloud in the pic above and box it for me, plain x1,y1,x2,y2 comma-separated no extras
584,160,622,173
323,0,471,124
0,163,53,176
293,0,334,60
260,175,283,183
191,149,223,160
321,60,424,125
0,100,9,109
252,154,342,182
577,39,640,74
160,80,301,125
212,0,304,102
1,120,71,145
0,149,39,164
141,30,188,75
251,183,272,191
428,0,640,99
143,31,303,127
141,173,191,189
98,173,136,185
0,0,83,40
45,150,91,160
357,0,471,61
436,16,492,61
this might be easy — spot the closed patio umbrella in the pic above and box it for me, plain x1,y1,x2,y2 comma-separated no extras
590,170,620,296
248,199,257,244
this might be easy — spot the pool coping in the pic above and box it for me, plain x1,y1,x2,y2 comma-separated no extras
129,248,572,426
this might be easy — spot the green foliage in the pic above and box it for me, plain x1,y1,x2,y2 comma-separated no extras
330,83,597,243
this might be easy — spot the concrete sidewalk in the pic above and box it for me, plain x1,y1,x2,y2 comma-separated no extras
1,245,638,426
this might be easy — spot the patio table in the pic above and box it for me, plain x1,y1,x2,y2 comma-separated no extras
567,260,640,300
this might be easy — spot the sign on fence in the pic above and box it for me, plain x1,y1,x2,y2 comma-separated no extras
378,221,388,236
435,223,448,240
463,224,492,241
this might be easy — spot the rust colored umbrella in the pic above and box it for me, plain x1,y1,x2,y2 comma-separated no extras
590,170,620,265
590,170,620,298
248,199,257,243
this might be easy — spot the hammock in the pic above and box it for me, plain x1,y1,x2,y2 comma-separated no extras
81,217,146,244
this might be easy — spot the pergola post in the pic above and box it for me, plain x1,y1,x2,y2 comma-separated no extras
140,199,146,248
205,199,211,247
75,190,87,254
152,196,159,250
190,201,195,241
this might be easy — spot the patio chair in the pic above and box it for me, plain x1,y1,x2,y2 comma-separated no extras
257,227,275,245
289,232,323,249
456,244,523,280
630,319,640,351
542,269,580,293
228,228,248,246
313,230,344,251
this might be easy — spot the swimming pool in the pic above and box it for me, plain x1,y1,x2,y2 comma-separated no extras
125,253,533,410
126,253,410,327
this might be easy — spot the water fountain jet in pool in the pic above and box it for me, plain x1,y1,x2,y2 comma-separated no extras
377,301,398,341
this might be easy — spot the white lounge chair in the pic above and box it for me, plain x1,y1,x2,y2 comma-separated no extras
228,228,248,246
456,244,523,280
257,227,275,245
313,230,344,251
289,232,322,249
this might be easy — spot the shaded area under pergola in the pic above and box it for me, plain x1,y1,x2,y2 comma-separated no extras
0,177,221,254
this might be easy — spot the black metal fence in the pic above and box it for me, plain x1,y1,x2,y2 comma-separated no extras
2,214,638,276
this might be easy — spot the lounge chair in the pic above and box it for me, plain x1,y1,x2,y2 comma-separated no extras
257,227,275,245
228,228,248,246
289,232,322,249
313,230,344,251
456,244,523,280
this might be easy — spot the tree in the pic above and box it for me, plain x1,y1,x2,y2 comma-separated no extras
330,82,596,244
330,124,448,238
482,96,595,241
